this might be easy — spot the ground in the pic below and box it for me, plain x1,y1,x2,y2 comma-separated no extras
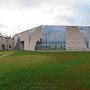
0,50,90,90
0,50,14,56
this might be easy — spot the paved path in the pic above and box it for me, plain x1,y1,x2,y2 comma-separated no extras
0,51,16,58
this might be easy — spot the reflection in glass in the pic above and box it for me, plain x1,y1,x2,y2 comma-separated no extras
35,26,66,51
29,27,37,40
15,37,20,50
78,26,88,48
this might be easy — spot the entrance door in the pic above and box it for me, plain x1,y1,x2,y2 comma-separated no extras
20,41,24,50
2,45,5,50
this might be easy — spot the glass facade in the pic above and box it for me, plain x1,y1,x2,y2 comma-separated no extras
78,26,89,48
29,27,37,40
35,26,66,51
15,37,20,50
14,26,89,51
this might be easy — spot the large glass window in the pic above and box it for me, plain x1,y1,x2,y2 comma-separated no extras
29,27,37,40
78,26,88,48
35,26,66,51
15,37,20,50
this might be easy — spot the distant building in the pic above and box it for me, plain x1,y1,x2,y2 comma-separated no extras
14,25,90,51
0,33,14,50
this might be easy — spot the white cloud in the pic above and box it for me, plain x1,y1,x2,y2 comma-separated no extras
0,0,89,35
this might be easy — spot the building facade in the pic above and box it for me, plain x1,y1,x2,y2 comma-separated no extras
0,33,14,50
14,25,90,51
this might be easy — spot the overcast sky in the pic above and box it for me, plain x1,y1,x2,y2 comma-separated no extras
0,0,90,36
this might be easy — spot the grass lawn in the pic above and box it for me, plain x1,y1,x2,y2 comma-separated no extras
0,50,15,56
0,51,90,90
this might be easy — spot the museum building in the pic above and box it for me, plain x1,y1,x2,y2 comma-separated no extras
14,25,90,51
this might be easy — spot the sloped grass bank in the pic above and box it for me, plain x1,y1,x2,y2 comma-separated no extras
0,50,15,56
0,51,90,90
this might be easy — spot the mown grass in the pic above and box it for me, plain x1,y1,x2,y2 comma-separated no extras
0,51,90,90
0,50,15,56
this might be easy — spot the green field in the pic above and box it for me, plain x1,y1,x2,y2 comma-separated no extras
0,51,90,90
0,50,14,56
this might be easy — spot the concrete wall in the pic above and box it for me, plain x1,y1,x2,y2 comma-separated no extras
14,26,42,51
29,26,42,50
0,36,7,50
88,27,90,50
20,30,29,50
2,36,7,50
14,30,30,50
0,36,14,50
6,38,14,50
0,36,2,50
66,26,87,51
